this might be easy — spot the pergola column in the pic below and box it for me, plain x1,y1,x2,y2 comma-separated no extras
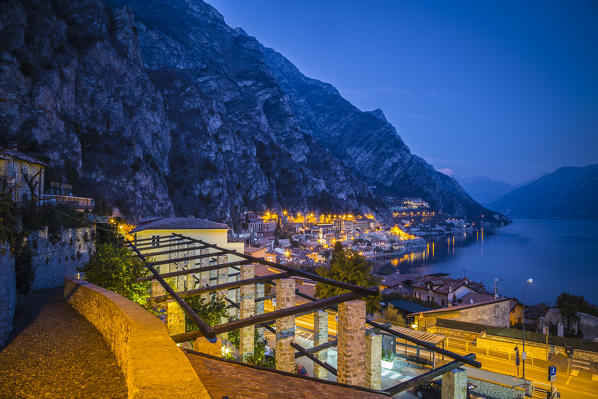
442,368,468,399
239,263,255,361
313,310,329,379
337,300,366,386
199,248,210,301
167,300,186,335
275,278,295,372
255,282,265,337
217,255,229,340
366,333,382,390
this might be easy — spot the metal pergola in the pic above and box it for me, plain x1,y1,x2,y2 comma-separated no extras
125,233,481,396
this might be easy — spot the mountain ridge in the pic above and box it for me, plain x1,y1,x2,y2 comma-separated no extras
490,165,598,219
0,0,506,225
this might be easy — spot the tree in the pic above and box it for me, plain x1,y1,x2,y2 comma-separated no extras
380,304,406,326
82,243,150,306
557,292,595,335
184,294,228,331
316,242,381,313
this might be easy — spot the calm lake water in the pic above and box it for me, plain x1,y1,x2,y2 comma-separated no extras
374,219,598,305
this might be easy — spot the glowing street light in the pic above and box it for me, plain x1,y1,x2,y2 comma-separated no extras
522,278,534,380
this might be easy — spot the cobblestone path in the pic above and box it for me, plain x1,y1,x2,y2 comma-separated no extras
0,288,127,398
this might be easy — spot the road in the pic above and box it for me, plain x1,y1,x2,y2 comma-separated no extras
444,337,598,399
263,301,598,398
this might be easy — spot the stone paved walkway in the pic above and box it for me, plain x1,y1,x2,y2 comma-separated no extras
0,288,127,399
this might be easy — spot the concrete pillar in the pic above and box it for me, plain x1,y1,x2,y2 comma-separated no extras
337,300,366,386
313,310,329,379
441,368,468,399
275,278,296,372
167,300,186,335
366,333,382,390
193,337,222,357
200,248,210,301
255,282,265,337
239,263,255,361
186,246,196,290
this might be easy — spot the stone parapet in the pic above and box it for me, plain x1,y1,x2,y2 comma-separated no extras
64,277,209,399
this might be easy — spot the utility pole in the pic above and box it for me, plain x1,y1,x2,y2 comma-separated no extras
522,278,534,381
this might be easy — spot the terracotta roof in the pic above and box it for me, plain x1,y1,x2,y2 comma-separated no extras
131,217,228,233
0,149,47,166
185,351,389,399
460,292,498,304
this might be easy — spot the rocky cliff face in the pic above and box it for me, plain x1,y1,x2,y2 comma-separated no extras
1,0,503,224
261,46,492,219
0,0,173,217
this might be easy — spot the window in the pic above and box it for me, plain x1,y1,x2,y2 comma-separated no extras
151,235,160,247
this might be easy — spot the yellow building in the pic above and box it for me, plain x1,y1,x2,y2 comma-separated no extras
131,217,244,300
0,149,46,204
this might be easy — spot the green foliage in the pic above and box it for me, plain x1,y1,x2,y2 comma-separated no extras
22,204,87,239
228,327,275,368
557,292,597,337
382,347,394,361
82,243,150,306
185,294,228,331
316,242,381,313
0,190,19,252
244,329,275,368
15,240,34,294
380,304,407,326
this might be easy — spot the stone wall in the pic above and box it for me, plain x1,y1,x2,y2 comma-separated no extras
0,245,16,347
64,277,209,399
30,227,95,290
468,377,525,399
541,308,598,341
417,300,512,329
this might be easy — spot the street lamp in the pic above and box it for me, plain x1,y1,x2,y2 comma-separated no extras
522,278,534,380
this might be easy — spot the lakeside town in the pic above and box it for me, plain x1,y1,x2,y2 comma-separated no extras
2,147,598,399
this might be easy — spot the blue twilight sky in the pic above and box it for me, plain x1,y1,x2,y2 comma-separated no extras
206,0,598,185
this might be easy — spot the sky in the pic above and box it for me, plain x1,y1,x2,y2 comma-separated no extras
206,0,598,185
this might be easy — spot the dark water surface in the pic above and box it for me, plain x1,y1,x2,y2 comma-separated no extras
374,219,598,305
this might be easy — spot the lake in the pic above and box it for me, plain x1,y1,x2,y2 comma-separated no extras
374,219,598,305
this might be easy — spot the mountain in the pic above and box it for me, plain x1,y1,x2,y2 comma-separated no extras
0,0,505,225
490,165,598,219
458,176,515,206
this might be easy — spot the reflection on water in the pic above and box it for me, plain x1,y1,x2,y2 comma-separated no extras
373,219,598,305
373,228,488,273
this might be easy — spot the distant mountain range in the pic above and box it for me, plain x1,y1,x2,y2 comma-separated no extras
458,176,515,206
0,0,505,224
490,165,598,219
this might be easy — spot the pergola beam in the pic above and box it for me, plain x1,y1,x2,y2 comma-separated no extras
133,236,186,245
137,260,253,282
150,272,292,303
171,291,364,343
385,354,476,395
124,239,216,340
149,251,228,267
291,342,337,376
135,240,196,250
172,234,378,297
295,291,482,369
295,340,337,357
138,245,209,257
